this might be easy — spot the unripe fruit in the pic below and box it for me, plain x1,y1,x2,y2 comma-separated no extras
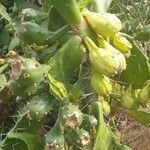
45,135,64,150
98,35,127,74
45,122,65,150
9,81,39,97
81,114,98,131
60,104,83,129
101,100,111,115
27,94,53,120
9,57,50,97
85,37,124,76
120,86,134,109
112,34,132,54
137,80,150,105
9,57,50,87
65,128,90,148
91,71,112,96
82,10,122,37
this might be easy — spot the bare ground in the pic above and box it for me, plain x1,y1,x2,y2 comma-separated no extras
115,112,150,150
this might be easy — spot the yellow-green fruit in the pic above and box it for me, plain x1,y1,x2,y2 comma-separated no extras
112,34,132,54
101,100,111,115
85,37,125,76
0,59,5,66
98,35,126,74
82,11,122,37
120,86,134,109
137,80,150,105
91,71,112,96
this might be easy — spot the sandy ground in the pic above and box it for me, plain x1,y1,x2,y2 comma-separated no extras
115,112,150,150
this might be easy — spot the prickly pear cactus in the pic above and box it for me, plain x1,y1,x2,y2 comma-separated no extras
0,0,150,150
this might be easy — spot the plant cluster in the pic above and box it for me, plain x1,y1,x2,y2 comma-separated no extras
0,0,150,150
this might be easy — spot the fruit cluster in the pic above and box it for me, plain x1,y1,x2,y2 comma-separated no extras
82,10,132,114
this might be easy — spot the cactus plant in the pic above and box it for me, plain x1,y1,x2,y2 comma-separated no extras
0,1,150,150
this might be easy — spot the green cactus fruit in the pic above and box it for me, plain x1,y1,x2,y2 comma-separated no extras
101,99,111,116
137,80,150,105
9,81,39,97
27,94,53,120
81,114,97,132
98,35,127,74
112,33,132,54
82,10,122,37
19,22,52,45
60,104,83,129
84,37,125,77
9,78,50,98
45,121,65,150
91,71,112,96
9,57,50,87
47,73,68,100
19,22,69,45
65,128,90,148
120,86,134,109
9,57,50,97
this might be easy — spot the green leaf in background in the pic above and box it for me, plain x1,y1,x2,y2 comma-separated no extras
41,0,52,12
0,74,6,91
48,35,82,84
6,132,44,150
0,64,8,74
119,40,150,89
0,0,14,8
48,6,66,31
8,36,20,50
90,101,130,150
0,73,11,102
37,42,59,63
134,24,150,41
0,3,12,23
51,0,82,24
130,110,150,127
0,113,43,150
13,0,39,13
79,0,94,10
0,30,10,47
89,0,113,12
90,101,112,150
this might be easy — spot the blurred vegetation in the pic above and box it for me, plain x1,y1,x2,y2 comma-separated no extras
110,0,150,57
